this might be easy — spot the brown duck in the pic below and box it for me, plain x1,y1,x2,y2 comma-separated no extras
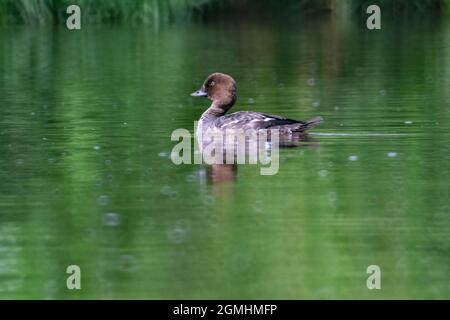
191,73,322,135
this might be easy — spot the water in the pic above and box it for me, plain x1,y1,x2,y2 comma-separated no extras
0,15,449,299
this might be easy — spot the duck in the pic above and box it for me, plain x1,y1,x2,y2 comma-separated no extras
191,72,322,135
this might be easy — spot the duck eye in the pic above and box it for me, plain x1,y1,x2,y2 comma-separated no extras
209,81,215,87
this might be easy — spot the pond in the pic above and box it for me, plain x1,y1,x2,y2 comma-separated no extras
0,14,449,298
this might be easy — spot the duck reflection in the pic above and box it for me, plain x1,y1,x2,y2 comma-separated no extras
199,132,318,185
208,164,237,184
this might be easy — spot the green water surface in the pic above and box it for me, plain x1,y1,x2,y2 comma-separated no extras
0,15,449,299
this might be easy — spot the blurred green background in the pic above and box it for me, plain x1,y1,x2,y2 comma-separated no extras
0,0,449,299
0,0,449,25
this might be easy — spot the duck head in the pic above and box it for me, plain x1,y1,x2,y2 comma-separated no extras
191,73,237,111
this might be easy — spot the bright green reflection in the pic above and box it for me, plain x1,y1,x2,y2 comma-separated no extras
0,15,449,299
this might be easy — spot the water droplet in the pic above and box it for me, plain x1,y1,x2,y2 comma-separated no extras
103,212,121,227
404,120,413,125
167,221,190,244
30,112,36,116
161,186,177,197
327,191,337,208
94,178,103,187
328,191,337,202
252,200,264,214
318,169,328,177
387,152,397,158
185,172,198,183
117,255,139,273
96,195,110,206
348,155,358,161
202,195,215,206
247,98,255,104
93,145,101,151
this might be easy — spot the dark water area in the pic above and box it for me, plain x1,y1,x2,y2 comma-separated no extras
0,14,449,298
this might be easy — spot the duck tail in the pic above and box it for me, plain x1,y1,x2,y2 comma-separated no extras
304,116,323,129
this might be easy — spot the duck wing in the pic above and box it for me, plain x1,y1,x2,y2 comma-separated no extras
215,111,321,131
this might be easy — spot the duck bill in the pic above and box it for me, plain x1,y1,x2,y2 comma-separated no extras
191,88,207,97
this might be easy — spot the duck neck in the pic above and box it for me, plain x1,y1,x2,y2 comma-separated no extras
201,101,228,120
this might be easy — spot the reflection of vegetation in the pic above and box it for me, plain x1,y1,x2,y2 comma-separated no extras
0,13,449,298
0,0,215,25
349,0,449,13
0,0,449,25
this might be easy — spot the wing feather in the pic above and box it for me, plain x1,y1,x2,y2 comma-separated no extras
215,111,306,130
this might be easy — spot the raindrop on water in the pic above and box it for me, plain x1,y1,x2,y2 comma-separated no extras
96,195,110,206
202,194,215,206
161,186,177,197
117,255,139,273
348,155,358,161
185,172,198,183
167,221,190,244
94,178,103,187
318,169,328,177
387,152,397,158
103,212,121,227
252,200,264,214
328,191,338,203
